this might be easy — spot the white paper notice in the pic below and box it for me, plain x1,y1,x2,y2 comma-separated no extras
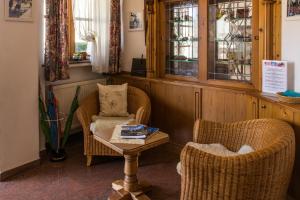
262,60,288,94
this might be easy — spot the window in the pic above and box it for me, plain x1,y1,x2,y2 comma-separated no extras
43,0,92,61
72,0,92,53
164,0,199,77
207,0,253,82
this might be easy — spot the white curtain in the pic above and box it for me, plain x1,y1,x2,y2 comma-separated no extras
73,0,111,73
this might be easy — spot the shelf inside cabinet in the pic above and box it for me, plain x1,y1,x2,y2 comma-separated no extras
207,0,253,83
164,0,199,78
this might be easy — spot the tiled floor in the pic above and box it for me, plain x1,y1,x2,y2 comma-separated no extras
0,135,181,200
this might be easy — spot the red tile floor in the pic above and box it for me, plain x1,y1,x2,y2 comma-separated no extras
0,134,181,200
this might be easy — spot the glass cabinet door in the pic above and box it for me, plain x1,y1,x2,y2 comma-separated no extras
208,0,253,82
164,0,198,77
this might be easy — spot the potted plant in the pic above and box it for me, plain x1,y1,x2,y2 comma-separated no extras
39,86,80,162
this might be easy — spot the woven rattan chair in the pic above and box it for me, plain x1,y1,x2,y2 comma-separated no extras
180,119,295,200
76,86,151,166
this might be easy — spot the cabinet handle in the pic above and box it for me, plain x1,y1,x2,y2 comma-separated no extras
261,105,267,109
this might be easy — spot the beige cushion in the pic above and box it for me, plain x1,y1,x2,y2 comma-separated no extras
237,145,254,154
90,115,135,134
97,83,129,117
176,143,254,175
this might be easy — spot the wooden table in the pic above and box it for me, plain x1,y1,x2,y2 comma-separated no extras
93,128,169,200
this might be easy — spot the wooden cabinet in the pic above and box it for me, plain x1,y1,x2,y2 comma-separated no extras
202,88,257,122
150,82,200,145
146,0,281,90
273,105,294,123
259,99,274,118
259,99,294,123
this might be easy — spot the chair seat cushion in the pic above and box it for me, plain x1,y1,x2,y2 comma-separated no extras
90,114,135,135
177,142,254,175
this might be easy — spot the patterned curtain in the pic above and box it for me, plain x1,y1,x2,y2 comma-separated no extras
45,0,70,82
109,0,121,73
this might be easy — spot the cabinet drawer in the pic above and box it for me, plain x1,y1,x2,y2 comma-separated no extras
259,100,294,123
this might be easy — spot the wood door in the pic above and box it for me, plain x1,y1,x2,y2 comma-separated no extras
150,82,168,132
258,99,273,118
202,88,253,122
246,96,259,120
150,82,200,145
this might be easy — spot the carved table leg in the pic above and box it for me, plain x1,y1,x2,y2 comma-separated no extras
109,154,151,200
124,155,139,192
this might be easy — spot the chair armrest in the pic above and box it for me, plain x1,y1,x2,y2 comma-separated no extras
76,92,99,137
135,107,145,124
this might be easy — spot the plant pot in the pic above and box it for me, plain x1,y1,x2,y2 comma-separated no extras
50,149,67,162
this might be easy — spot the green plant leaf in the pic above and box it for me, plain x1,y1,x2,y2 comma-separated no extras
61,86,81,148
39,97,52,148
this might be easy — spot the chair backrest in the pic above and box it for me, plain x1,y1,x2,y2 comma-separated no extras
81,85,151,124
194,119,294,152
127,86,151,124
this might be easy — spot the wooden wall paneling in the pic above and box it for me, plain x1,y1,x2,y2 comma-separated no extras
202,88,250,122
111,77,126,85
202,89,225,122
246,96,259,120
290,112,300,199
223,92,248,122
164,84,199,145
149,82,168,132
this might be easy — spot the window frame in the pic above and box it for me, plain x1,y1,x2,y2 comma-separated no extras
153,0,282,91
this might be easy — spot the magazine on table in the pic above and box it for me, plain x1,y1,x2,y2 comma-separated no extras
120,125,159,139
110,125,160,145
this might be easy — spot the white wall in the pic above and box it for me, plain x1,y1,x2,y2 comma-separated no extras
0,2,41,173
282,0,300,92
121,0,146,72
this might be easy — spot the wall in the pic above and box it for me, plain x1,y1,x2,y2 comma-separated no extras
282,0,300,92
121,0,146,72
0,2,41,173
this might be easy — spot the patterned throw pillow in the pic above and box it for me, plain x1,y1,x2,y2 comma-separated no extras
97,83,129,117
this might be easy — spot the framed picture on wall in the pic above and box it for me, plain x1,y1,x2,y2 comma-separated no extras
4,0,33,22
129,11,144,31
286,0,300,20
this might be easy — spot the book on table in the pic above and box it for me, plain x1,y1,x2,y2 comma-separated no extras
120,125,159,139
110,125,160,145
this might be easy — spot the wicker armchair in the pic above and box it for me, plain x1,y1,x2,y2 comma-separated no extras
180,119,295,200
76,86,151,166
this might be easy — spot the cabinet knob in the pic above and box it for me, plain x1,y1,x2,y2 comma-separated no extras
261,105,267,109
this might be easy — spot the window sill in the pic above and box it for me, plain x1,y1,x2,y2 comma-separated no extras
69,61,92,68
